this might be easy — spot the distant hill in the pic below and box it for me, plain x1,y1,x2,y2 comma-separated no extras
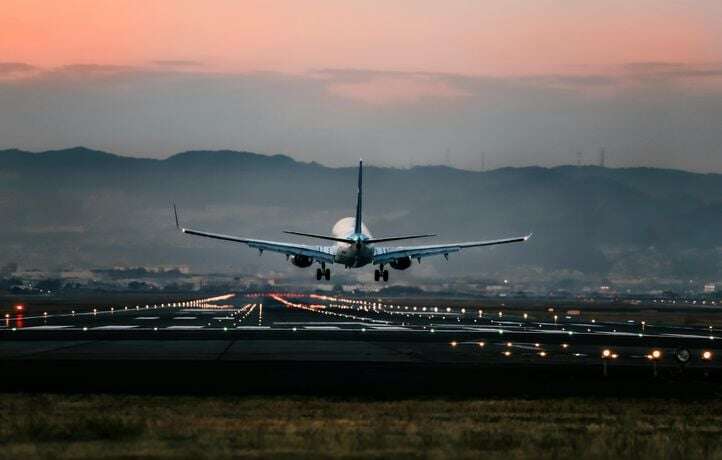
0,147,720,285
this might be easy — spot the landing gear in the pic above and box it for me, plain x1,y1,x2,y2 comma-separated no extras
316,264,331,281
374,266,389,282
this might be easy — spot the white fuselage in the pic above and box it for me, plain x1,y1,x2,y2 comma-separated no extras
331,217,374,267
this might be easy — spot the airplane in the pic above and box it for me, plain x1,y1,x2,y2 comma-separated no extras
174,160,531,282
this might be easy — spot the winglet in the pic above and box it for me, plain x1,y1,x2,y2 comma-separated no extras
172,203,181,231
524,233,533,241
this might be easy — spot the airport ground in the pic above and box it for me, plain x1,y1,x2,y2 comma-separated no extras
2,291,722,458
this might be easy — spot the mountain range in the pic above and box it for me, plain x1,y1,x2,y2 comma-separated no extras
1,147,720,287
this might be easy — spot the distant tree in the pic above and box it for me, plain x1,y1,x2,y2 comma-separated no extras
127,281,155,291
35,278,63,292
163,282,195,292
0,262,18,276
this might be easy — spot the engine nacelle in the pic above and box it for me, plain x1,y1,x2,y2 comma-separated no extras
389,257,412,270
290,255,313,268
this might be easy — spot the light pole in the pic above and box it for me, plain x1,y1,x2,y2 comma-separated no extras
601,349,617,377
648,349,662,377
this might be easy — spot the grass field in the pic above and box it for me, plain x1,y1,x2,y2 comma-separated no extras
2,394,722,459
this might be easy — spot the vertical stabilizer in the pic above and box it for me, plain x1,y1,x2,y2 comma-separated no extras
355,160,363,234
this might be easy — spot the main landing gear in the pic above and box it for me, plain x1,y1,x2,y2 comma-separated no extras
374,265,389,282
316,263,331,281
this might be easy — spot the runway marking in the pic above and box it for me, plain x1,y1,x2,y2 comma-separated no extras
405,312,461,316
22,325,72,330
166,325,205,330
596,331,641,336
135,316,159,320
212,317,235,320
274,321,392,326
236,326,271,330
92,325,139,330
661,333,711,339
371,326,409,330
173,316,197,320
304,326,342,330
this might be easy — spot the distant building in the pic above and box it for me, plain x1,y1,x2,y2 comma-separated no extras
704,283,716,294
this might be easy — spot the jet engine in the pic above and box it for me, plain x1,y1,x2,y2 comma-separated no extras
290,255,313,268
389,257,412,270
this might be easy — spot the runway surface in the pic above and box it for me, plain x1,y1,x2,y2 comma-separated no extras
1,292,720,394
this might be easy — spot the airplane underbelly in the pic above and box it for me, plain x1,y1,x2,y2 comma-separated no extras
334,248,372,268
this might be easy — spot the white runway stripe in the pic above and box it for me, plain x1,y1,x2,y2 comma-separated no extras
274,321,391,326
92,325,139,330
135,317,159,320
166,325,204,330
173,317,197,320
304,326,341,330
22,325,72,330
662,333,712,339
596,331,641,336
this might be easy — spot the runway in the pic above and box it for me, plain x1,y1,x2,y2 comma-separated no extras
1,292,720,394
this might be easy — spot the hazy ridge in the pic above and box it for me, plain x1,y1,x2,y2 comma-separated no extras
1,147,720,284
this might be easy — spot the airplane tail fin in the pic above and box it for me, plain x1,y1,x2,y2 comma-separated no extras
355,159,363,234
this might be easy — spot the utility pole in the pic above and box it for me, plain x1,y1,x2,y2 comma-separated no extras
576,151,582,166
599,148,606,168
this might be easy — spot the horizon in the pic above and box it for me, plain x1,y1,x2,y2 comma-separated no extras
3,145,721,176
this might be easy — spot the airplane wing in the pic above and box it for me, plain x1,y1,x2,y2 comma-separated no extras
372,234,531,265
174,206,336,263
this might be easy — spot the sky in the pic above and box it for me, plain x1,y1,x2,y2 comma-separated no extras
2,0,722,171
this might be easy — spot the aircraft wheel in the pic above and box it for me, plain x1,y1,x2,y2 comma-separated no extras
316,268,322,280
382,270,389,282
374,269,380,282
325,268,331,280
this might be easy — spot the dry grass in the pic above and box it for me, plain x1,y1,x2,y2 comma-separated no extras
2,394,722,459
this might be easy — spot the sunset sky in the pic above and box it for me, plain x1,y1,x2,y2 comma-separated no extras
2,0,722,171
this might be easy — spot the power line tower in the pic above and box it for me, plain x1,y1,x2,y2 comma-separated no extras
599,148,606,168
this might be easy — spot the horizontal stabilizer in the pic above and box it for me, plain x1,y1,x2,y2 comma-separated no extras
365,234,437,244
283,230,353,244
